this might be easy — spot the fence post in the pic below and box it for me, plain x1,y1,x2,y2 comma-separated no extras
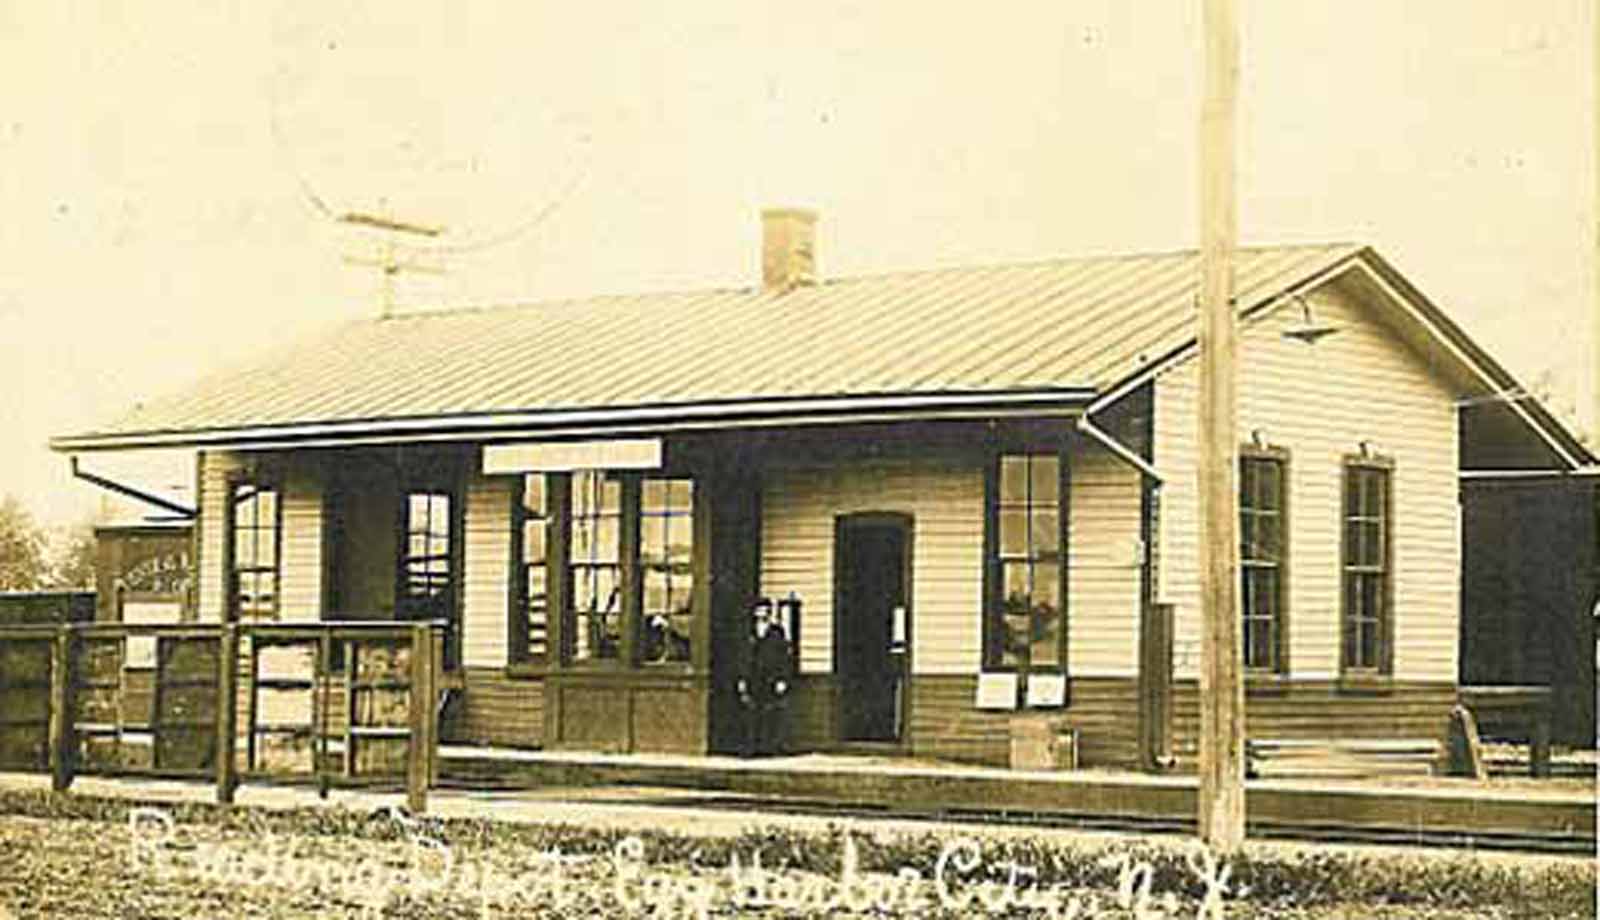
406,623,434,814
216,624,239,804
429,626,442,787
48,626,73,792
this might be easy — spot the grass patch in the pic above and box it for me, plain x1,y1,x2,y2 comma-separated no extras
0,787,1590,917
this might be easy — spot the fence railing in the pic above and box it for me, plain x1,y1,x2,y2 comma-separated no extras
0,620,442,811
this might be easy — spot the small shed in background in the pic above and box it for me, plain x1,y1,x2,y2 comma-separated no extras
93,521,194,624
1461,476,1598,746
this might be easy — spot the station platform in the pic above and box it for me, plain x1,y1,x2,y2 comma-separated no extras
438,744,1597,852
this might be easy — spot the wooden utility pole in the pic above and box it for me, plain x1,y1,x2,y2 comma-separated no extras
1197,0,1246,851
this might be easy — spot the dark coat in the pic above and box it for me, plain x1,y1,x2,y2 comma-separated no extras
746,627,794,703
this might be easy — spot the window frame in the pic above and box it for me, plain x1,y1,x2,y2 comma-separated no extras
1339,453,1395,680
509,474,552,667
1239,444,1290,675
394,476,464,668
225,474,283,623
531,470,705,674
638,477,696,667
564,470,629,667
982,451,1069,676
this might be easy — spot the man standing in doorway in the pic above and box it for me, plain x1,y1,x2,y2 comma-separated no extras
738,598,794,757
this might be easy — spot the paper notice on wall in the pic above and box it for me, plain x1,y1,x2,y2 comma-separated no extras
974,672,1019,710
122,601,180,669
257,644,317,682
1026,673,1066,708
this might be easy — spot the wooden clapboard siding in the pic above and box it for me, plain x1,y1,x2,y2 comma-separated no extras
760,459,984,676
907,676,1141,768
1154,280,1460,682
784,675,838,750
443,669,544,747
462,474,514,669
278,458,323,620
1067,445,1143,675
908,675,1007,766
198,450,325,623
758,450,1140,678
1168,680,1457,761
196,451,244,622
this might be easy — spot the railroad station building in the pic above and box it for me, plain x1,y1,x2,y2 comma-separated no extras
51,210,1594,769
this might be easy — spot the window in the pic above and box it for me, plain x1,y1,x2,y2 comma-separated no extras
989,454,1065,672
1239,453,1286,672
1342,460,1392,672
515,476,551,662
399,491,454,620
640,478,694,664
569,471,623,662
230,480,280,621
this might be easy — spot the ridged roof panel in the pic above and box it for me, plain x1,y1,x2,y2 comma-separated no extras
65,243,1363,441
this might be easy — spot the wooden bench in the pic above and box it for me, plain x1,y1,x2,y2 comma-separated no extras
1245,738,1442,780
1459,686,1552,778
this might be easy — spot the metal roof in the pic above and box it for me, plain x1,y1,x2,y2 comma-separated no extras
54,243,1379,449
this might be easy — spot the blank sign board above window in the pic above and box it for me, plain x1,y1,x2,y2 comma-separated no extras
482,439,663,474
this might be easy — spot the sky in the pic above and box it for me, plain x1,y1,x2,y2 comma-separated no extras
2,1,1595,527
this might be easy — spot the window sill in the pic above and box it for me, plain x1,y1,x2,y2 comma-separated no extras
504,661,551,679
1244,673,1292,695
638,661,697,674
1335,672,1395,695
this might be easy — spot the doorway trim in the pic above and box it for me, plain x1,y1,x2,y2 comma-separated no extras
831,511,915,752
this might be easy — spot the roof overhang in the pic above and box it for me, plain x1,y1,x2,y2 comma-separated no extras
1091,248,1594,475
1353,250,1595,473
49,387,1097,453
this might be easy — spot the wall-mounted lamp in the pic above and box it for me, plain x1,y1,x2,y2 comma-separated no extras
1281,294,1341,345
1358,440,1374,459
1250,429,1267,449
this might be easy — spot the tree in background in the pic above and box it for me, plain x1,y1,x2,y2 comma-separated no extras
49,520,98,590
0,495,49,590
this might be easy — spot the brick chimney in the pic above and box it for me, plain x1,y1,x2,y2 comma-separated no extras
761,208,817,292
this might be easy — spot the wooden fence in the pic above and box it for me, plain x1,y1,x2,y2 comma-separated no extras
0,621,441,811
0,592,95,626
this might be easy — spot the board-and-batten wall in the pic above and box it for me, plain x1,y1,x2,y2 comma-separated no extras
1153,280,1461,683
757,449,1142,678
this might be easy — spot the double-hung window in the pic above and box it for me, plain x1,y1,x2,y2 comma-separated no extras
398,486,460,666
1342,459,1392,673
1239,451,1287,672
399,491,454,619
568,471,623,662
989,454,1065,673
229,480,280,621
640,478,694,664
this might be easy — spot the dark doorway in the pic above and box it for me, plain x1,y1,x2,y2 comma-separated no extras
834,513,912,744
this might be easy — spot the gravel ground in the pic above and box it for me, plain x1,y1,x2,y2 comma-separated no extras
0,804,1592,919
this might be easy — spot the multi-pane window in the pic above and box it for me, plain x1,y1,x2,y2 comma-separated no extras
400,491,454,619
1240,454,1286,672
640,478,694,664
230,482,279,621
518,476,550,661
1342,463,1391,672
992,454,1064,671
569,471,622,662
